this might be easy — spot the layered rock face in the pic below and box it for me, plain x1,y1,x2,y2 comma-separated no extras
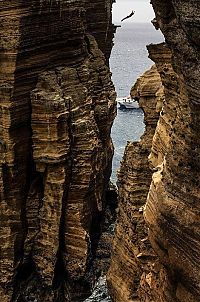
85,0,116,64
0,1,116,301
109,1,200,301
107,65,164,301
144,1,200,301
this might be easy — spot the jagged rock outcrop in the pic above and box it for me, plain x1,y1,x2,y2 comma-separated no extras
109,1,200,301
144,1,200,301
85,0,117,64
0,1,116,301
139,43,180,302
107,65,164,301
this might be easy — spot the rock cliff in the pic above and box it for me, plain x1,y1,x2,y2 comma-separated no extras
107,65,164,301
108,1,200,301
0,1,116,301
145,1,200,301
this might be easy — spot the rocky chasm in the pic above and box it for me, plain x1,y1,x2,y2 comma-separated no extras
0,1,200,302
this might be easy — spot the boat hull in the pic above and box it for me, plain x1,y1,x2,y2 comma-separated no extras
118,101,139,110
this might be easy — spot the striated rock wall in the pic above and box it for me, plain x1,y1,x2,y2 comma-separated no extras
139,43,181,302
0,1,116,301
144,1,200,301
108,1,200,301
85,0,117,64
107,65,164,302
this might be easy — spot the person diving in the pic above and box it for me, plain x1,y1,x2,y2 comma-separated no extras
121,10,135,22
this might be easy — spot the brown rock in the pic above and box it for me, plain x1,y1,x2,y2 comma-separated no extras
0,1,116,301
144,1,200,300
107,65,163,302
109,1,200,301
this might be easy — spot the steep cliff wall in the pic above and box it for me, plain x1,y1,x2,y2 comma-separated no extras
85,0,116,64
107,65,164,301
108,1,200,301
0,1,116,301
140,43,182,302
144,1,200,301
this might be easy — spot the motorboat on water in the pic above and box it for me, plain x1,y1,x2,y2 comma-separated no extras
117,96,139,110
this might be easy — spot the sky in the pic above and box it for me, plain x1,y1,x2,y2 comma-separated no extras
112,0,155,23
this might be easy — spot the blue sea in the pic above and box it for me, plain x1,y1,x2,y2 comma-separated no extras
110,22,163,182
85,23,163,301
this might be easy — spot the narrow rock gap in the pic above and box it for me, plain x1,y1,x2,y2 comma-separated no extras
2,1,199,302
110,22,163,182
86,5,165,301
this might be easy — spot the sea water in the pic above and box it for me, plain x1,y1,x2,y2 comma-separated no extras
85,22,163,301
110,22,163,182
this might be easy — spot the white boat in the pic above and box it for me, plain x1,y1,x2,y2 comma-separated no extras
117,97,139,110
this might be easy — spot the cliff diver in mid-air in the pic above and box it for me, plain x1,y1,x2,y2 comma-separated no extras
121,10,135,22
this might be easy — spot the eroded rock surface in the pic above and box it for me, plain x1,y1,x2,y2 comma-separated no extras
145,1,200,301
107,65,163,302
108,1,200,301
0,1,116,301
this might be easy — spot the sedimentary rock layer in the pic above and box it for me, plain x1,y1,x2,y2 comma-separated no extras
144,1,200,301
85,0,117,64
140,43,181,302
109,1,200,301
107,65,163,301
0,1,116,301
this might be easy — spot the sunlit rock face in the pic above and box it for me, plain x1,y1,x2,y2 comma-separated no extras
0,1,116,301
144,1,200,301
107,65,163,302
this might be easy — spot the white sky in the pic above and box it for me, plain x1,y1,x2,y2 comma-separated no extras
112,0,155,23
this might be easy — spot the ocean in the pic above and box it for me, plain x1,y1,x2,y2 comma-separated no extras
110,22,164,182
85,22,163,301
